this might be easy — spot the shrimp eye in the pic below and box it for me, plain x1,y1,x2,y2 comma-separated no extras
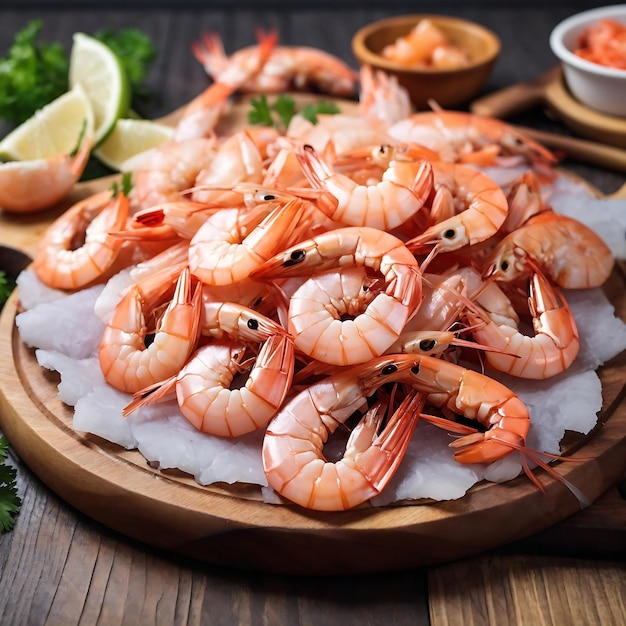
284,249,306,266
381,364,398,375
247,319,259,330
262,194,276,201
500,259,510,271
443,228,456,240
411,364,420,375
419,339,437,352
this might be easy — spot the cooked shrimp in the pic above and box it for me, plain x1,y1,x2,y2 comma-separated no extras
98,266,203,393
188,197,307,286
0,131,92,214
125,303,295,436
296,143,433,230
357,64,413,128
251,226,423,363
466,270,580,379
192,31,358,97
175,29,277,142
191,131,265,207
133,137,219,209
287,266,391,366
33,189,129,290
263,355,427,510
484,212,615,289
501,170,550,234
404,161,508,259
387,108,558,176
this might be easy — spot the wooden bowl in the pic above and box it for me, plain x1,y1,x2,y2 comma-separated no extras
352,14,501,109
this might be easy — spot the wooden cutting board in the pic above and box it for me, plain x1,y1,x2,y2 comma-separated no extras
1,96,625,574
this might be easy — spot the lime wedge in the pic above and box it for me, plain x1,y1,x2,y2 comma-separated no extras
69,32,131,146
94,118,174,171
0,84,95,161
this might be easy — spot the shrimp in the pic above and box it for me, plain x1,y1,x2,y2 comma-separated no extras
296,143,433,230
33,189,129,290
0,131,92,214
192,31,358,97
174,29,278,142
251,226,423,363
191,130,265,207
287,266,390,366
98,266,203,393
188,196,307,286
501,170,550,234
404,161,508,259
484,212,615,289
125,303,295,437
387,108,558,176
466,270,580,379
262,355,427,510
133,137,219,209
357,64,413,128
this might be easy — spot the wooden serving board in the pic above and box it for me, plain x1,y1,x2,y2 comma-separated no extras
1,96,626,575
471,66,626,149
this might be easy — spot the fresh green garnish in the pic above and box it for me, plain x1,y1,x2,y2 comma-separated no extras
0,271,16,308
0,21,157,126
0,436,21,533
248,94,340,131
110,172,133,197
0,20,69,125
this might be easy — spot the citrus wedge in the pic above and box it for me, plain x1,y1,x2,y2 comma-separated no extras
93,118,174,171
0,84,94,161
69,32,131,145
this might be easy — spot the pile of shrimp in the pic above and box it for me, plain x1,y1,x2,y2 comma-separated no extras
19,31,623,512
573,18,626,70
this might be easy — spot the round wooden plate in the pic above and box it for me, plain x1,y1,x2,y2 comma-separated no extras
1,96,626,575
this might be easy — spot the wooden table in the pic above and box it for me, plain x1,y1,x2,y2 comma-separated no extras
1,3,625,625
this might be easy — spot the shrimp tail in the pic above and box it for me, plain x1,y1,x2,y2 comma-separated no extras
123,374,178,416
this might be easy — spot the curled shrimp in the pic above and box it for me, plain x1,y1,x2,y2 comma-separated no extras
33,189,129,290
466,270,580,379
251,226,423,364
296,143,433,230
191,130,265,207
387,108,558,177
98,266,203,393
133,137,218,209
263,355,426,511
484,212,615,289
175,29,277,142
0,131,92,214
125,303,295,437
404,161,508,259
357,64,413,128
192,31,358,97
188,196,307,286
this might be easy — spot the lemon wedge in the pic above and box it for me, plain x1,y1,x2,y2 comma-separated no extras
0,84,94,161
69,32,131,146
93,118,174,171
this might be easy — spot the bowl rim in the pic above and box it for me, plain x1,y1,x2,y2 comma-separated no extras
549,4,626,78
351,13,501,75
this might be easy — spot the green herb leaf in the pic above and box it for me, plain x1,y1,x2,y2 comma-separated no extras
0,436,21,533
248,94,274,127
300,99,341,125
273,95,297,129
0,20,69,124
248,94,341,131
0,271,16,308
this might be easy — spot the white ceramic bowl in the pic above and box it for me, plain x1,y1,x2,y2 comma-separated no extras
549,5,626,117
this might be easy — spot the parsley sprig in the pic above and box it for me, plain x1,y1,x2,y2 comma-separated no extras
248,94,340,131
0,271,16,308
0,436,21,533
